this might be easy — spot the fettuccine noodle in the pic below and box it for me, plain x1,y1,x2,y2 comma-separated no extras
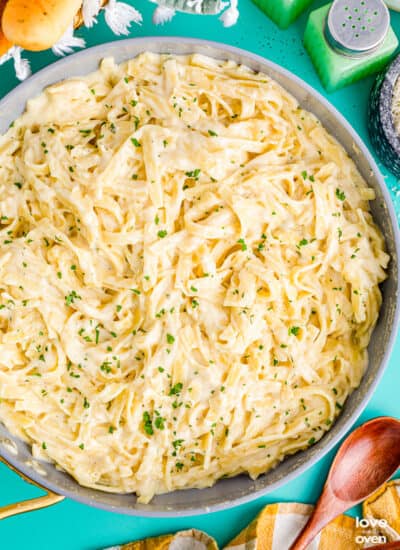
0,53,388,502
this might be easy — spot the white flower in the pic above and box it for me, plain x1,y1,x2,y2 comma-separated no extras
0,46,31,81
153,5,176,24
104,0,142,35
220,0,239,27
82,0,102,27
52,25,86,57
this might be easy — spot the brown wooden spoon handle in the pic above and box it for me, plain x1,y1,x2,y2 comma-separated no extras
365,542,400,549
289,484,344,550
289,518,322,550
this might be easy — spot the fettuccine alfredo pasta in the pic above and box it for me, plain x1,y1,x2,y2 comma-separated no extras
0,53,389,502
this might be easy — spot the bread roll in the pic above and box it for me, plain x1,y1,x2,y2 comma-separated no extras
0,0,12,56
2,0,83,51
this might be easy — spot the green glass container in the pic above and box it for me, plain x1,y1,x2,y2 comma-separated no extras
252,0,314,29
304,1,399,93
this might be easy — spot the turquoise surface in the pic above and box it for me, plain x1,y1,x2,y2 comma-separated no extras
0,1,399,548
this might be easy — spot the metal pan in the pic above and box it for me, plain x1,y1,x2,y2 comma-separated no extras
0,37,398,519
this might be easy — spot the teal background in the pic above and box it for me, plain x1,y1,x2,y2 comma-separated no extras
0,1,399,548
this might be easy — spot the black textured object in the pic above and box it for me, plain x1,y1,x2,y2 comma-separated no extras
369,53,400,178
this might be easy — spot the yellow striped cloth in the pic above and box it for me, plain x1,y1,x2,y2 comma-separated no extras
225,480,400,550
104,480,400,550
224,502,359,550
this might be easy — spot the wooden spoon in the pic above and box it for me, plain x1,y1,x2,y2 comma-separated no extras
366,543,400,549
290,417,400,550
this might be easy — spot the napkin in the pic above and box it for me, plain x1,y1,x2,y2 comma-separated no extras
104,480,400,550
105,529,218,550
224,480,400,549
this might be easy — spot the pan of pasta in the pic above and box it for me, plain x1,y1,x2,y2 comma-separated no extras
0,38,398,518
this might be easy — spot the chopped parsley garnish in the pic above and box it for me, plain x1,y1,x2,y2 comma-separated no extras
131,137,141,147
166,333,175,345
169,382,183,395
100,361,112,374
335,188,346,201
143,411,154,435
288,326,300,336
185,168,201,179
157,229,167,238
83,397,90,409
14,182,22,189
208,129,218,136
298,238,308,247
79,129,91,136
156,308,166,318
65,290,81,306
154,416,165,430
308,437,316,445
237,238,247,251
